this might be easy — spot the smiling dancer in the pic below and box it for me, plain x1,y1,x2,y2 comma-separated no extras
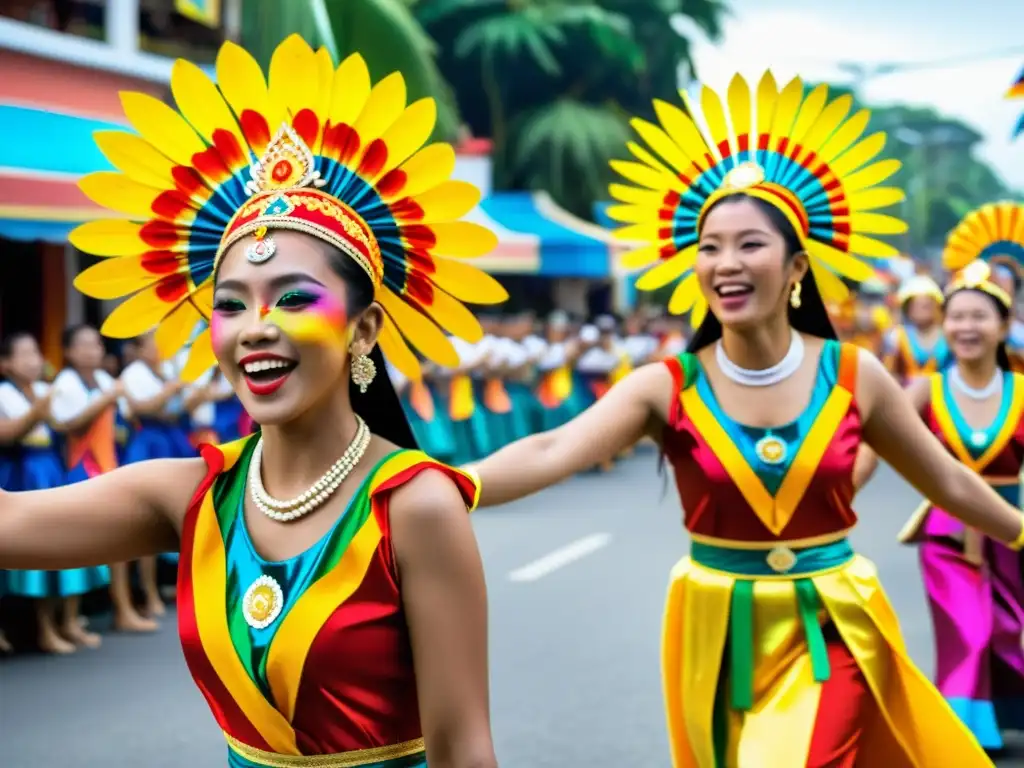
899,261,1024,753
0,35,503,768
882,274,950,383
466,72,1022,766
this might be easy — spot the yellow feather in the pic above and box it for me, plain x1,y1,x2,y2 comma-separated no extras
635,250,696,290
375,98,437,178
69,220,148,257
327,53,372,129
620,243,666,269
100,283,183,339
93,131,176,189
268,34,317,129
612,223,670,243
787,84,828,150
421,222,498,258
79,172,162,219
73,252,185,300
154,299,204,361
377,315,421,382
768,77,803,151
608,183,661,206
654,99,711,165
170,60,245,148
627,141,679,178
630,118,697,176
667,273,700,315
755,72,780,141
610,159,678,192
848,187,905,212
849,212,908,236
120,92,206,167
829,132,887,178
849,234,899,259
181,329,217,383
353,72,407,147
603,204,654,225
799,95,852,156
408,180,480,222
378,289,458,367
818,109,870,163
809,260,849,303
391,143,455,199
842,159,901,194
810,243,875,281
727,75,752,145
416,285,484,340
216,42,271,151
699,84,731,159
691,298,709,328
431,256,508,304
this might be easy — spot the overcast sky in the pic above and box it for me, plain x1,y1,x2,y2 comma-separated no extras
684,0,1024,190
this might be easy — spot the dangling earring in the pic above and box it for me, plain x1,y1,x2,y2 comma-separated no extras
789,281,802,309
350,350,377,394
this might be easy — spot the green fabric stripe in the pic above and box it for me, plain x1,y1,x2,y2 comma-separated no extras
712,670,729,767
795,579,831,683
678,351,699,389
729,580,755,710
219,438,257,667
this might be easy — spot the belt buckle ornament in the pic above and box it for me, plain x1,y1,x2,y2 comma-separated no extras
766,546,797,574
755,435,787,465
243,574,284,630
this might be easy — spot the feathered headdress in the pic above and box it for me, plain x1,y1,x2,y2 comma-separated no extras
896,275,943,306
69,35,506,381
1008,65,1024,140
606,72,907,327
944,260,1013,309
943,201,1024,280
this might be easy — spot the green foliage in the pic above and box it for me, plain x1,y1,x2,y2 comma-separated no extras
240,0,460,141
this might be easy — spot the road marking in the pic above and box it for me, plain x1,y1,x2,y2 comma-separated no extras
508,533,612,583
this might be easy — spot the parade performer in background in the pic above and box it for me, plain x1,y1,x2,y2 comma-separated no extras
0,332,108,654
387,359,456,464
882,274,949,383
897,261,1024,751
51,325,152,635
535,311,590,431
467,72,1021,766
0,35,503,768
944,202,1024,373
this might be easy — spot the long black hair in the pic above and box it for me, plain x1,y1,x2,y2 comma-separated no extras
686,194,838,353
943,287,1013,371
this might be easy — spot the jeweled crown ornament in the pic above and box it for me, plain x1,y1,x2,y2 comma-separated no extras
246,225,276,264
246,123,326,196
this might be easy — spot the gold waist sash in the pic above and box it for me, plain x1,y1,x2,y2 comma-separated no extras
225,734,425,767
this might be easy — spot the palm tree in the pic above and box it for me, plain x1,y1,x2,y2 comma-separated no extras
240,0,461,140
416,0,727,218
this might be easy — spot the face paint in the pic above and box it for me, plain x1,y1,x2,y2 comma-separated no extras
264,287,349,349
209,312,225,351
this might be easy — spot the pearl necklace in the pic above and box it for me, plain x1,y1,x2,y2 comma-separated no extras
950,366,1002,401
715,330,804,387
249,417,371,522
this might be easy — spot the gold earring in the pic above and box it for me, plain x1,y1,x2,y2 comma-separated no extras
789,281,802,309
350,351,377,394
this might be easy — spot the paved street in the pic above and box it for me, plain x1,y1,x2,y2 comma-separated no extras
1,452,1022,766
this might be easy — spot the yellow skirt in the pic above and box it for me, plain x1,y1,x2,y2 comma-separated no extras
661,552,993,767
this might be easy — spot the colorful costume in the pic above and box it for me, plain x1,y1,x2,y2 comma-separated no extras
67,34,504,766
50,369,120,484
607,72,990,764
883,276,950,383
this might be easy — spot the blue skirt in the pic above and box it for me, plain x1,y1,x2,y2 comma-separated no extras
536,373,594,433
6,447,111,598
403,393,456,462
124,420,191,564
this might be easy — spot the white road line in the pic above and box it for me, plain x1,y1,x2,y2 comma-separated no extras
507,533,613,583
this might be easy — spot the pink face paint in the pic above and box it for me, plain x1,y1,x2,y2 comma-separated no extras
209,313,226,354
263,288,349,349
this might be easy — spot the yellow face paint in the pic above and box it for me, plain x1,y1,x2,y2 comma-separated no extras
263,288,349,350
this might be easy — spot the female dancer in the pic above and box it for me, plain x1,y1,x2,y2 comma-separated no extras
898,261,1024,751
0,35,500,768
882,274,949,383
469,72,1024,765
0,332,107,653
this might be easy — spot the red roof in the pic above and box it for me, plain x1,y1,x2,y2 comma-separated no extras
456,137,492,156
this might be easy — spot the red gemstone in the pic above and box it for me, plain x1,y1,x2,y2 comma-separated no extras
272,160,293,181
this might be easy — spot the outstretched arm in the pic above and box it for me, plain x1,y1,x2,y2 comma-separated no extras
857,350,1023,543
472,363,673,507
0,458,207,570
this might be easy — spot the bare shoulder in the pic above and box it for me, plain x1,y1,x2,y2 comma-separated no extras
118,456,211,530
389,465,470,524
